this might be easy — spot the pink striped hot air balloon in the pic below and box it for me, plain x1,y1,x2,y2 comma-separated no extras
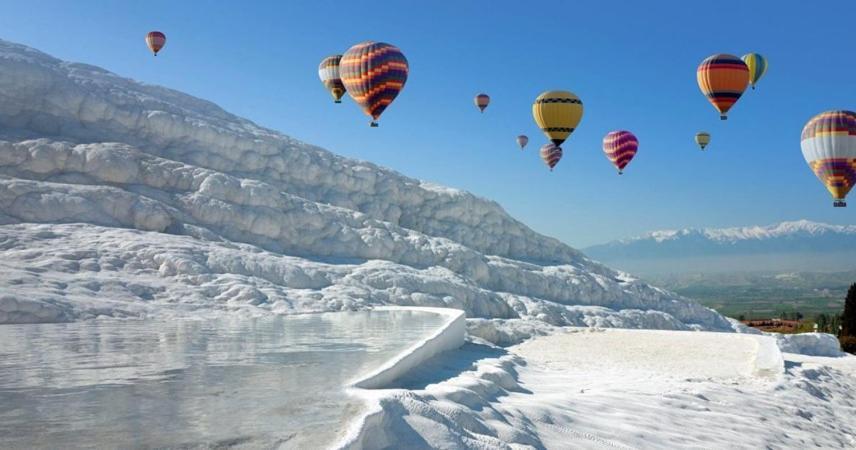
602,130,639,174
145,31,166,56
540,143,563,171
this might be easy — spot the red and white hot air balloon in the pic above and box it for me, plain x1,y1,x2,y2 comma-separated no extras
602,130,639,174
145,31,166,56
540,143,563,171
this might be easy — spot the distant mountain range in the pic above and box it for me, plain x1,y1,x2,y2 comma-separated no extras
584,220,856,275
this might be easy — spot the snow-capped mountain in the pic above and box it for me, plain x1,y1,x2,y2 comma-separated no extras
584,220,856,275
0,39,730,332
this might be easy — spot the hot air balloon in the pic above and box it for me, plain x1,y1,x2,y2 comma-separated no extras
696,54,749,120
145,31,166,56
603,130,638,175
695,132,711,150
516,135,529,150
532,91,583,146
340,41,408,127
800,110,856,207
475,94,490,113
540,143,563,171
318,55,346,103
741,53,767,90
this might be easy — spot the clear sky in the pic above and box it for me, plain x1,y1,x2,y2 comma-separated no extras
1,0,853,247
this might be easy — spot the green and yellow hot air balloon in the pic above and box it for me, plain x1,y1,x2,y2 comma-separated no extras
741,53,768,90
695,132,711,150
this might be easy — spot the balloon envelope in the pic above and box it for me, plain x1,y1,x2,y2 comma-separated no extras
696,54,749,119
146,31,166,56
602,130,638,174
800,110,856,207
695,132,711,150
318,55,346,103
532,91,583,146
340,41,409,126
742,53,768,90
540,143,563,171
475,94,490,112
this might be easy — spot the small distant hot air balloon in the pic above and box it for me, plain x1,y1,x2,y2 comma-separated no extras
318,55,346,103
340,41,408,127
540,143,563,171
602,130,638,175
516,135,529,150
695,132,711,150
532,90,583,146
475,94,490,113
800,110,856,207
145,31,166,56
741,53,768,90
696,54,749,120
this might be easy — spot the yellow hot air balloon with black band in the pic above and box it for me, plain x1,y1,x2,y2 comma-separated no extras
532,90,583,146
695,132,711,150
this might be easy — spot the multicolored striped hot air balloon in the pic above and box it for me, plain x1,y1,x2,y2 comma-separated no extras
516,135,528,150
540,143,563,171
800,110,856,207
742,53,768,90
602,130,638,175
340,41,409,127
475,94,490,113
145,31,166,56
696,54,749,120
318,55,346,103
532,91,583,146
695,132,711,150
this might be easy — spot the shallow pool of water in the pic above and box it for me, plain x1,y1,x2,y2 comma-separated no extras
0,310,447,449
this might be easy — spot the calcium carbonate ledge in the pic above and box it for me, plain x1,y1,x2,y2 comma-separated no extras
335,306,466,449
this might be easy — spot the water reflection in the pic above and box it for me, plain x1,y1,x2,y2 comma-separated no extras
0,310,446,449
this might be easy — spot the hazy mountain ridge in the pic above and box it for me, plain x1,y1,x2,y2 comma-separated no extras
583,220,856,276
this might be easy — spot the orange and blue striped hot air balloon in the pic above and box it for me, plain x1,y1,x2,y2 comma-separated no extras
318,55,346,103
540,143,563,171
800,110,856,207
475,94,490,112
340,41,409,127
145,31,166,56
696,54,749,120
602,130,638,175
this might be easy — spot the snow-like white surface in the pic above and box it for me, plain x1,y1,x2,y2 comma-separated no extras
347,329,856,449
775,332,845,357
0,39,731,333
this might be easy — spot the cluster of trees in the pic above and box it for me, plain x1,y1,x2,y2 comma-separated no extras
814,312,843,334
840,283,856,354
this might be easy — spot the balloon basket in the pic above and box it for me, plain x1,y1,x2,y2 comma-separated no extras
335,100,342,104
618,171,623,175
720,115,727,120
834,200,846,208
370,121,379,128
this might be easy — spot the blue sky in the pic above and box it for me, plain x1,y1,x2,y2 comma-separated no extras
1,0,853,247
